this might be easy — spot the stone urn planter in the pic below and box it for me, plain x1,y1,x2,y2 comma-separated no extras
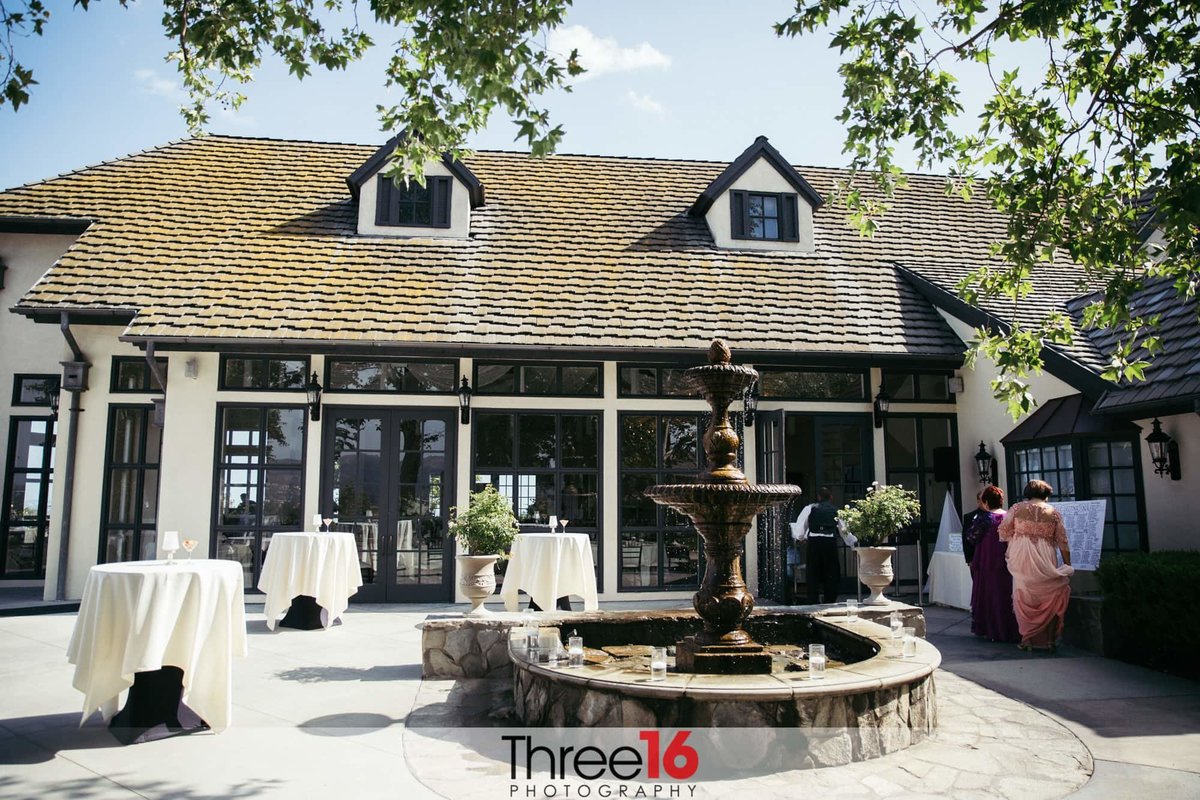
456,554,500,616
856,546,896,605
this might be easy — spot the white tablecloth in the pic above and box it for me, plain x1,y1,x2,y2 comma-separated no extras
927,550,973,610
500,533,599,612
258,532,363,630
66,559,247,731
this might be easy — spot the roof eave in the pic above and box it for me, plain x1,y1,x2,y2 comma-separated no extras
0,215,93,235
689,136,825,217
894,262,1113,399
11,305,138,325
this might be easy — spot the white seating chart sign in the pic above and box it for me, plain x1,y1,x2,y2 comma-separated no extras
1052,500,1106,572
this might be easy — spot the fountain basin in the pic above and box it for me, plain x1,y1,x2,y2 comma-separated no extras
508,608,938,766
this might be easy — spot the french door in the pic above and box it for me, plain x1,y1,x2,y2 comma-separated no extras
322,408,456,602
2,417,55,578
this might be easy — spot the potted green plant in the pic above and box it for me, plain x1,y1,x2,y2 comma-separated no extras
837,482,922,605
450,485,520,616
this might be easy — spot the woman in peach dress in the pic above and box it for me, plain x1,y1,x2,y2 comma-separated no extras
999,480,1074,651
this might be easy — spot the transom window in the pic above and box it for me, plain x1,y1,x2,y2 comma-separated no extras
617,365,697,398
220,355,309,390
111,357,167,393
882,371,954,403
12,374,59,406
326,359,457,393
375,175,451,228
757,368,867,401
730,190,799,242
474,362,601,396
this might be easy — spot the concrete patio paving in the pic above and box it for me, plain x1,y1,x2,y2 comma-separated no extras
0,600,1196,798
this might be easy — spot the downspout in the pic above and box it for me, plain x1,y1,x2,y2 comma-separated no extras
56,312,87,601
144,340,168,393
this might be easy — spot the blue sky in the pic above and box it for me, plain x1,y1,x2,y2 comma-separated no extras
0,0,1004,189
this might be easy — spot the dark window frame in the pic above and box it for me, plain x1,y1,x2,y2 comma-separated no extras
324,358,459,395
210,402,309,590
2,415,56,577
755,366,870,402
730,190,800,242
880,369,957,404
12,374,60,406
470,408,604,590
98,404,162,565
883,412,960,564
218,354,311,392
1005,434,1148,555
473,361,603,398
616,411,715,593
375,174,452,228
109,357,167,394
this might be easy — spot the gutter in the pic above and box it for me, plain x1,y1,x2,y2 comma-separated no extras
55,312,89,601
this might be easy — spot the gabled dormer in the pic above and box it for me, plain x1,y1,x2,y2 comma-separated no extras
347,133,484,238
690,136,823,252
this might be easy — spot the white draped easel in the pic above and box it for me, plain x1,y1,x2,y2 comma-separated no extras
926,491,973,610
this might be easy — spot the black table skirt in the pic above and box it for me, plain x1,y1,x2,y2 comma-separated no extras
109,666,209,745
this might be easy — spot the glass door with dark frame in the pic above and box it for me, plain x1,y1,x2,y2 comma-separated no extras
2,417,56,578
323,408,455,603
783,413,874,593
100,406,163,565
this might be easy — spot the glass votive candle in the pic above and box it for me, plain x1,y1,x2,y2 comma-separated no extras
902,627,917,658
808,643,826,679
845,599,858,620
650,647,667,681
890,610,904,639
568,635,584,668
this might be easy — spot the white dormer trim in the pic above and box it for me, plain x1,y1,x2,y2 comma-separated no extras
705,158,816,252
356,160,473,239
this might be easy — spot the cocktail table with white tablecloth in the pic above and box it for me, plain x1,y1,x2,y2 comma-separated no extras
500,533,599,612
66,559,247,743
258,532,363,630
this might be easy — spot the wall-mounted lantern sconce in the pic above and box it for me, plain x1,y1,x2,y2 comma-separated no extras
0,257,7,291
1145,418,1181,480
948,375,965,394
743,379,759,428
305,371,323,422
458,377,473,425
49,386,61,421
184,357,200,379
974,441,997,485
873,386,891,429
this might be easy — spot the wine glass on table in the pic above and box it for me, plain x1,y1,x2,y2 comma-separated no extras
323,517,333,533
182,538,199,559
559,520,570,534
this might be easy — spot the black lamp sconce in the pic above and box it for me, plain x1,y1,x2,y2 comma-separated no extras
458,376,473,425
1145,418,1181,480
974,441,998,485
873,386,891,429
305,371,323,422
743,379,759,428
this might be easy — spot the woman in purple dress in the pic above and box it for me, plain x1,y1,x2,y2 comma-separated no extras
965,485,1020,642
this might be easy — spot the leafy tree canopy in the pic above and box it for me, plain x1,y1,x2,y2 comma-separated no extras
4,0,1198,418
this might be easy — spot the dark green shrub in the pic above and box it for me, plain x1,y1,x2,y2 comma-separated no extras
1095,551,1200,680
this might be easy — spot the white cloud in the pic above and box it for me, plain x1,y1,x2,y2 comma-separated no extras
625,90,665,117
134,69,183,100
548,25,671,80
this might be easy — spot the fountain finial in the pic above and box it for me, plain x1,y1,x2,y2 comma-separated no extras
707,339,732,365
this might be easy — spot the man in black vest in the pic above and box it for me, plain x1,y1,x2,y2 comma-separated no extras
961,490,988,566
792,487,857,604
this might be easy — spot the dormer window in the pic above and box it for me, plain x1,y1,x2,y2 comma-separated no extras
731,191,799,242
375,175,452,228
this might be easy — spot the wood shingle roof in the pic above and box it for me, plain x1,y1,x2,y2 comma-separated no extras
0,134,1089,362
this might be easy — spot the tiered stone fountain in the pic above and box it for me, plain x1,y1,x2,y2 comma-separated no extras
644,339,802,674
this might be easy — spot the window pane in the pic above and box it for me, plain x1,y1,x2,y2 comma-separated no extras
1112,468,1136,494
1088,442,1110,468
422,419,447,452
763,219,779,239
104,530,138,564
663,416,699,468
518,415,556,468
476,364,515,394
759,370,864,400
1110,441,1134,467
1117,524,1141,551
220,472,260,525
661,369,695,397
520,365,557,394
561,415,599,468
268,359,307,389
920,419,952,466
329,360,382,391
621,416,657,468
216,531,255,588
141,470,159,525
515,474,555,523
1113,496,1138,523
621,531,657,588
116,361,147,390
224,358,263,389
222,408,262,464
1089,469,1112,494
621,474,658,526
621,367,657,396
917,374,950,400
475,414,514,467
663,529,700,588
111,408,144,464
559,473,597,527
401,362,455,392
12,420,50,470
9,473,44,520
265,409,304,464
263,470,302,526
884,418,918,468
562,366,600,396
17,376,58,405
883,373,916,400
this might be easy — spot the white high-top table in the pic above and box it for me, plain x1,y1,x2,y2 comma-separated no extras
67,559,247,742
258,531,363,630
500,533,599,612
